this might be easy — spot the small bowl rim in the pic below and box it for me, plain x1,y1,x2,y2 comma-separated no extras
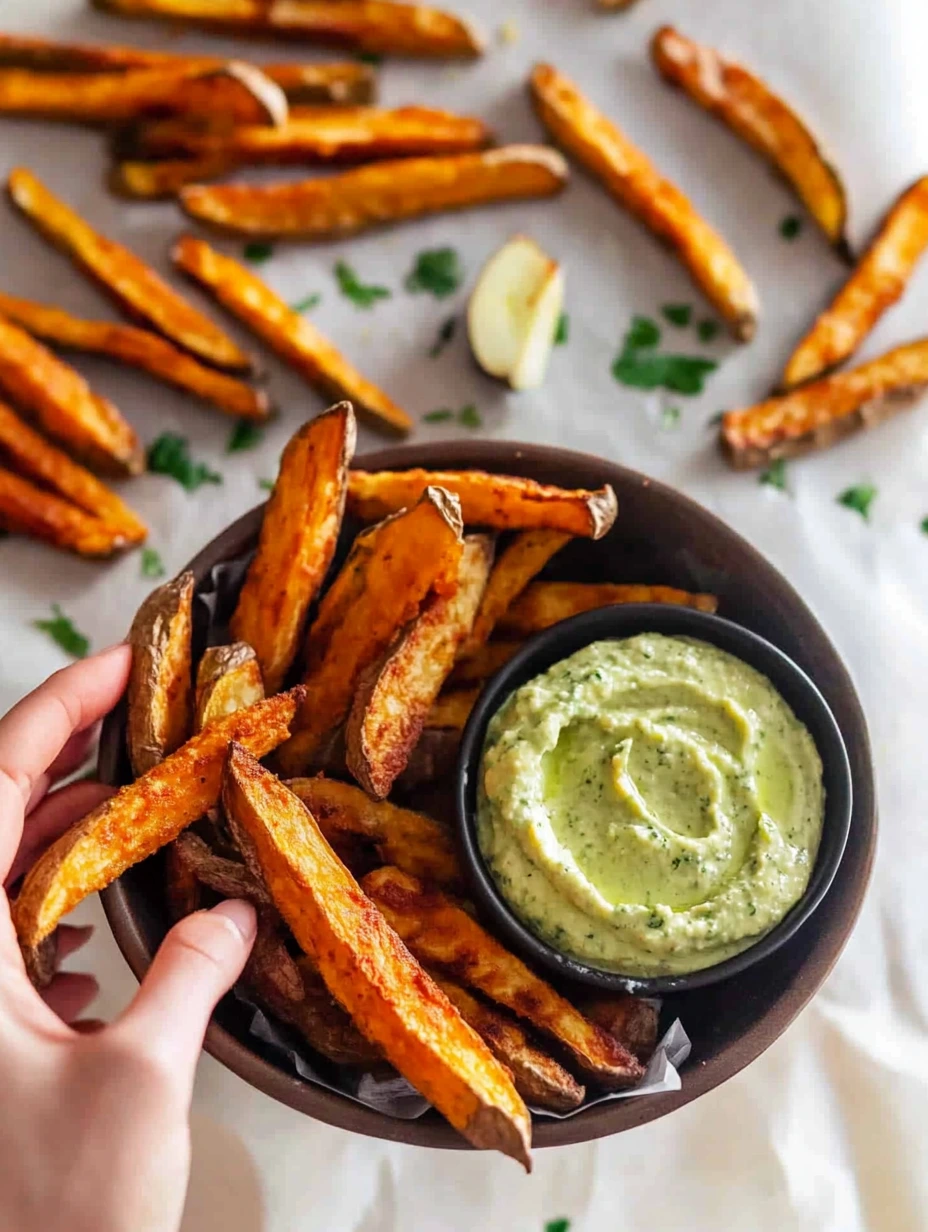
455,603,854,995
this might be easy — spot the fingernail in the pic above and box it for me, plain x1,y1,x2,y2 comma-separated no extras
210,899,257,942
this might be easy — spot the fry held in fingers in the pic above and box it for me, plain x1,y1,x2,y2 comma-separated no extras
498,581,719,635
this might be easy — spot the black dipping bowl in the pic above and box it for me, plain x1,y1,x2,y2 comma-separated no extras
456,604,853,995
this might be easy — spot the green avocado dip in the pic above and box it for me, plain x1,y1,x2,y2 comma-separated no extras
476,634,825,978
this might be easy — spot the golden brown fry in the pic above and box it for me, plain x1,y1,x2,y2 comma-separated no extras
195,643,266,733
0,292,270,421
346,535,494,798
179,146,568,240
173,237,411,436
7,168,254,375
12,688,303,949
581,993,659,1065
722,338,928,467
0,465,132,557
530,62,758,341
652,26,848,255
164,841,203,921
173,830,271,903
394,727,461,791
231,404,356,693
363,867,643,1088
21,935,57,990
499,581,719,635
347,469,616,537
426,687,479,732
448,639,522,687
277,487,464,775
783,177,928,388
91,0,484,59
110,157,235,200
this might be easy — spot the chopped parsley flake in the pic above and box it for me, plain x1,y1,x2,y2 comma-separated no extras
147,433,222,492
356,51,383,65
662,303,692,327
921,516,928,535
33,604,89,658
334,260,391,309
697,318,720,342
140,546,165,579
760,458,789,492
554,311,569,345
226,419,264,453
780,215,803,240
837,483,877,521
258,477,275,493
243,241,273,264
612,314,717,395
428,315,456,358
457,403,482,429
626,314,661,349
661,405,681,430
291,293,321,313
545,1222,570,1232
423,409,454,424
404,247,463,299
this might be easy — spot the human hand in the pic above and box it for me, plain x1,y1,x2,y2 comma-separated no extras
0,644,257,1232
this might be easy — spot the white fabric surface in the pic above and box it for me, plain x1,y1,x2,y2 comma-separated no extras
1,0,927,1228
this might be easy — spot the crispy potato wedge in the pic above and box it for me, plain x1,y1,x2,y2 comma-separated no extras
195,642,265,733
222,745,530,1163
530,62,758,341
173,237,410,436
12,688,303,949
126,571,195,777
722,338,928,467
0,292,270,421
459,529,568,658
426,687,479,732
394,726,461,791
231,404,356,693
783,176,928,388
346,534,494,798
448,639,522,687
581,993,659,1065
173,829,271,903
347,468,617,537
0,312,142,477
111,157,236,200
277,487,464,775
499,581,719,635
288,776,462,888
652,26,848,255
179,146,568,240
432,974,585,1113
0,465,131,557
363,867,643,1088
91,0,484,58
7,168,254,375
21,935,58,989
164,841,203,921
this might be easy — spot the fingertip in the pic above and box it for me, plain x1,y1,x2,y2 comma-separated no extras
209,899,257,944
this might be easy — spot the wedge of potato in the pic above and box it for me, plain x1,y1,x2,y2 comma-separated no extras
7,168,254,375
230,404,356,694
164,841,203,921
111,157,237,200
363,866,643,1088
12,688,303,950
222,745,531,1164
172,829,270,904
581,993,660,1065
173,238,411,436
721,338,928,467
179,147,568,240
530,62,758,341
448,639,522,686
426,687,479,731
195,642,265,733
346,534,494,798
0,465,133,557
498,581,719,635
652,26,848,256
347,468,617,537
0,292,270,421
394,727,462,791
0,312,142,477
783,176,928,388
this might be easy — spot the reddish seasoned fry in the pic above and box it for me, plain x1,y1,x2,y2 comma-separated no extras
652,26,848,255
179,146,568,240
363,866,644,1088
12,688,303,949
91,0,484,59
230,403,356,693
0,292,270,421
448,639,522,686
173,830,270,904
722,339,928,467
581,993,660,1065
195,642,266,732
783,177,928,388
222,746,531,1165
0,313,141,476
173,237,411,436
347,468,616,537
530,62,758,341
7,168,254,374
0,466,132,557
426,687,478,731
499,581,718,635
346,535,494,798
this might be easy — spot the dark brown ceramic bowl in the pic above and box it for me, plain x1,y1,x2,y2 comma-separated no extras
99,441,877,1151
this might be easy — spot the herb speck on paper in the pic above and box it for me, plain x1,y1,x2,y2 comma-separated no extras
545,1220,571,1232
291,293,321,313
707,410,725,428
356,51,383,65
612,315,717,396
243,241,273,264
553,311,569,345
661,405,681,430
759,458,789,492
147,433,222,493
662,303,692,328
921,515,928,535
423,409,454,424
405,247,463,299
226,419,264,453
779,215,803,240
334,260,391,309
140,546,165,579
697,318,720,343
33,604,89,658
837,483,877,521
258,477,275,493
428,316,456,358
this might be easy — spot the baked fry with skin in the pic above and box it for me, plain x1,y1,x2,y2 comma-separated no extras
195,643,265,733
448,639,522,686
498,581,718,635
530,62,759,341
426,687,479,732
0,466,134,557
581,993,660,1065
173,831,270,904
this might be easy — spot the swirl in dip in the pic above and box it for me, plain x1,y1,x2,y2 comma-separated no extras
476,634,825,977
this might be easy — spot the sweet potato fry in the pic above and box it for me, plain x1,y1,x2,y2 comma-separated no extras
173,237,411,436
783,177,928,388
277,487,464,775
652,26,848,255
0,466,132,557
346,534,494,798
530,62,758,341
91,0,484,58
347,469,617,537
721,338,928,467
222,745,530,1163
179,146,568,240
448,639,522,687
230,404,355,693
498,581,719,635
12,688,303,949
110,157,235,200
432,975,585,1113
195,642,265,733
0,313,142,477
173,829,270,904
0,292,270,421
581,993,659,1065
363,867,643,1088
7,168,254,375
459,530,568,658
426,687,479,732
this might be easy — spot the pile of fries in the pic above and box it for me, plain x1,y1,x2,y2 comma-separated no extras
11,402,722,1161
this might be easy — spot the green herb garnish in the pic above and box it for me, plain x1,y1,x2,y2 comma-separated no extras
291,293,321,313
147,433,222,492
760,458,788,492
779,215,802,240
226,419,264,453
626,314,661,348
612,316,716,395
662,303,692,327
707,410,725,427
921,516,928,535
258,477,275,493
697,318,720,343
837,483,877,521
405,247,463,299
661,405,681,430
356,51,383,65
33,604,89,658
334,260,391,309
554,311,569,345
140,546,165,579
243,241,273,264
428,316,456,358
457,404,482,429
545,1222,571,1232
423,409,454,424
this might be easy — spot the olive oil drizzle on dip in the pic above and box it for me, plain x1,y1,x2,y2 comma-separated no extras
477,634,825,977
